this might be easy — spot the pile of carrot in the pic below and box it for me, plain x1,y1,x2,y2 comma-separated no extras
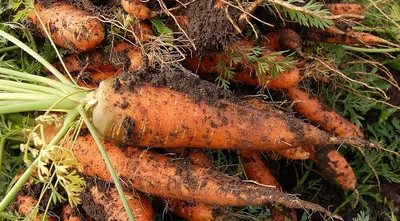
6,0,395,220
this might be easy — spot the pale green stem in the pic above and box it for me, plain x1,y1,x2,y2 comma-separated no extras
0,45,19,53
0,29,72,85
77,106,135,221
0,93,60,100
342,45,400,53
0,85,48,93
0,67,80,94
0,79,63,96
0,99,79,114
0,109,80,213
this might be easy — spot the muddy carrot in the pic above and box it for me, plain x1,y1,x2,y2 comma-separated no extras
28,3,105,52
61,204,83,221
121,0,157,20
326,3,364,16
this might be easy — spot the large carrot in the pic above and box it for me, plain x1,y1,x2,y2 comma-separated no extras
240,150,298,221
91,76,371,151
81,179,154,221
60,131,340,218
28,3,105,52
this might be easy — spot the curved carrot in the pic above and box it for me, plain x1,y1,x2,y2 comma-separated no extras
91,78,368,151
121,0,157,20
28,3,105,52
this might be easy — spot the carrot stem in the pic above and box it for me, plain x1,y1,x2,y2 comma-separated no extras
342,45,400,53
0,29,72,86
77,106,135,221
0,45,19,53
0,109,79,213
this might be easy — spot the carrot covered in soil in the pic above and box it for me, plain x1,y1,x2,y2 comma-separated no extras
52,42,144,74
240,150,298,221
61,205,84,221
91,75,372,151
82,180,155,221
261,29,303,55
121,0,157,20
55,131,341,218
285,87,359,190
326,3,364,16
28,3,105,52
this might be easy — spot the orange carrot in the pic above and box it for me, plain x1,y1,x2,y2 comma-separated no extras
121,0,157,20
52,42,144,74
91,76,370,151
185,40,302,90
126,21,154,43
285,87,359,190
168,200,227,221
270,146,310,160
261,29,302,54
326,3,364,16
61,131,339,217
28,3,105,52
285,86,364,138
239,150,298,221
82,181,154,221
61,205,83,221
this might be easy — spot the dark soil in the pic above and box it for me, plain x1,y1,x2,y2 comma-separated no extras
185,0,243,55
79,175,110,221
387,70,400,119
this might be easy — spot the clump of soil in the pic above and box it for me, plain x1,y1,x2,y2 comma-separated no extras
185,0,243,55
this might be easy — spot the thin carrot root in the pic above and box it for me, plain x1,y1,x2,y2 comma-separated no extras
326,3,364,16
81,176,155,221
28,2,105,52
271,146,311,160
121,0,157,19
240,150,298,221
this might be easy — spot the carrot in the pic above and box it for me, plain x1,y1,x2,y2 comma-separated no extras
164,149,228,221
305,26,396,46
8,176,55,221
126,21,154,43
52,42,144,73
91,76,371,151
261,29,303,55
60,131,340,218
82,179,154,221
76,71,122,88
168,200,227,221
285,86,364,138
185,40,302,90
285,87,358,190
326,3,364,16
270,146,310,160
28,3,105,52
121,0,157,20
61,205,83,221
240,150,298,221
245,97,357,191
